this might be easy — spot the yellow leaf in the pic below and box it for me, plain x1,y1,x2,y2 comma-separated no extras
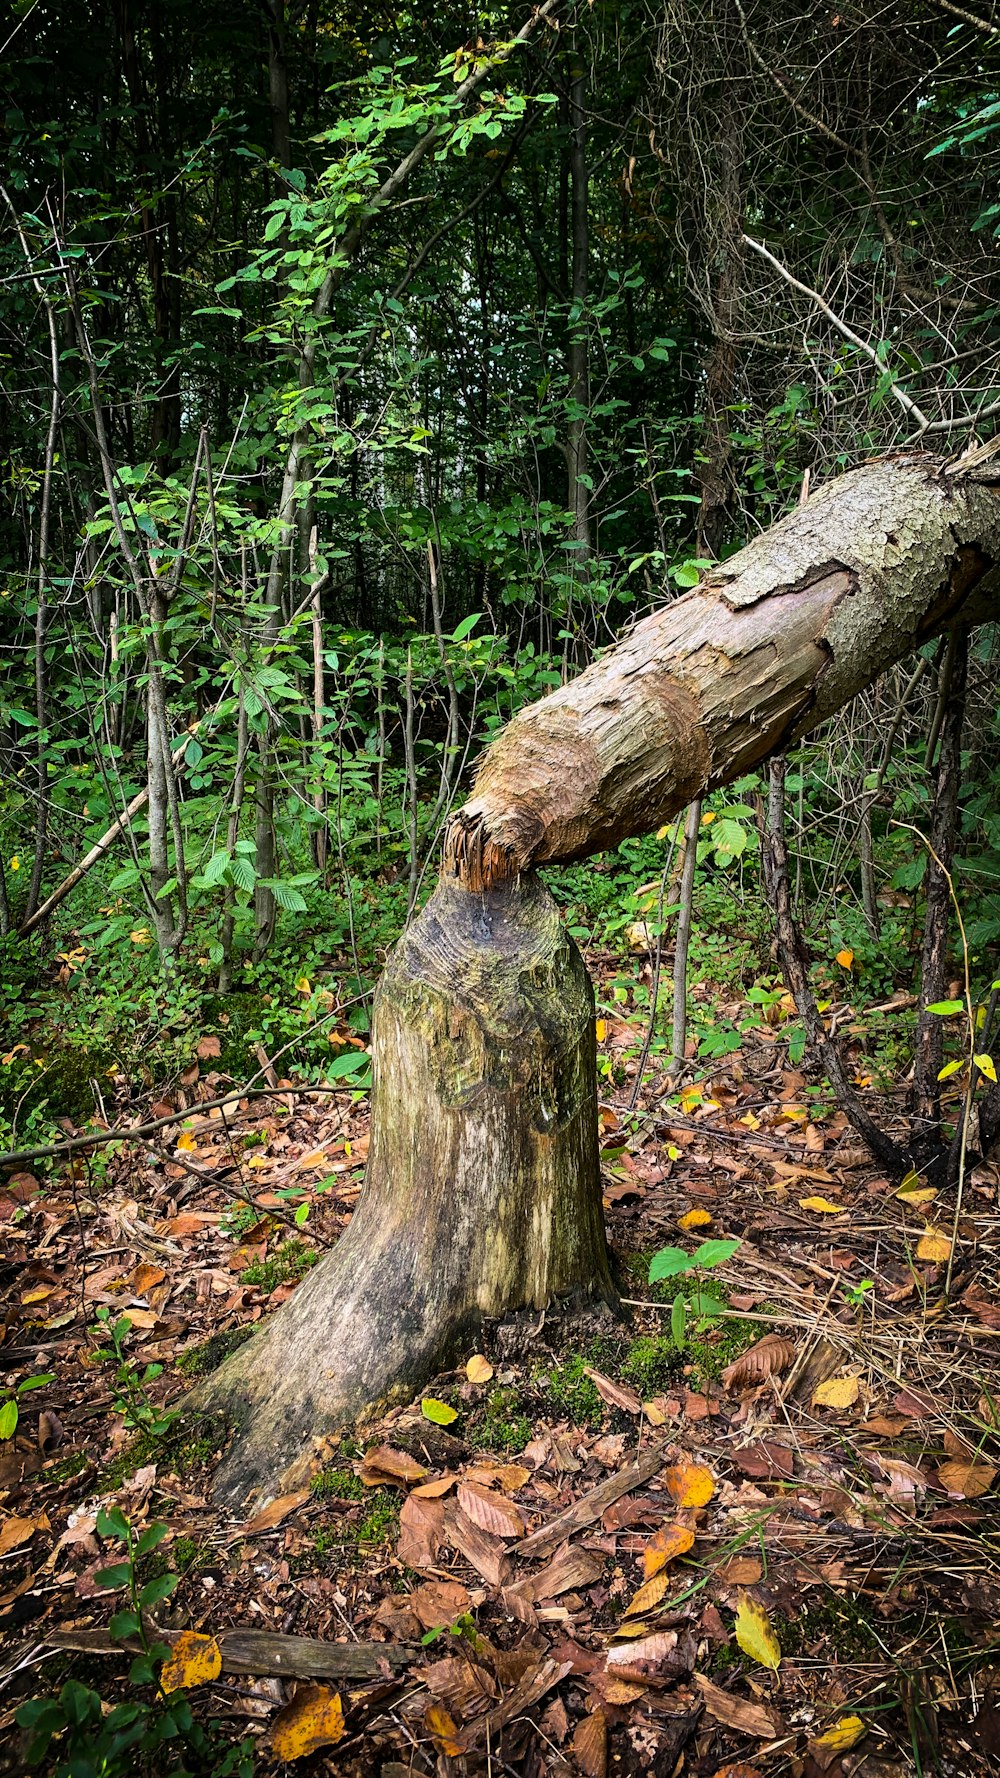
734,1593,781,1669
160,1632,222,1693
421,1397,458,1426
680,1085,702,1113
270,1686,345,1759
623,1571,670,1617
798,1196,844,1215
466,1355,494,1384
176,1129,197,1153
811,1715,867,1755
895,1183,937,1205
812,1374,860,1410
739,1110,761,1130
425,1704,464,1757
779,1103,808,1123
916,1229,952,1262
295,975,311,995
595,1019,608,1042
663,1461,714,1508
975,1052,998,1083
643,1522,695,1578
678,1208,712,1231
836,948,854,969
701,810,716,825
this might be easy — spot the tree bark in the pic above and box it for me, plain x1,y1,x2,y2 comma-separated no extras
197,872,614,1509
199,453,1000,1505
444,456,1000,886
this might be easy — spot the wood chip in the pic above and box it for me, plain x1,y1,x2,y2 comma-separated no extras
694,1673,783,1738
515,1441,670,1559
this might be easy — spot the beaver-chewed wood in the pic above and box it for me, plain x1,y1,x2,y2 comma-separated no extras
196,873,614,1508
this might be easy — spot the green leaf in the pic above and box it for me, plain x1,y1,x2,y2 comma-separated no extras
16,1373,54,1394
670,1290,686,1350
648,1246,693,1282
926,999,964,1015
97,1505,130,1540
689,1238,742,1270
139,1572,179,1607
451,613,482,642
325,1049,370,1079
136,1522,170,1557
421,1397,458,1425
0,1398,18,1440
110,1609,141,1640
94,1562,132,1590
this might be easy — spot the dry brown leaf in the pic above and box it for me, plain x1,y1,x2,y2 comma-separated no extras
360,1444,428,1486
694,1673,780,1738
662,1461,714,1508
571,1709,608,1778
583,1367,642,1415
160,1632,222,1693
410,1579,470,1631
602,1677,648,1704
812,1374,860,1410
466,1355,494,1384
410,1474,456,1498
721,1334,795,1392
937,1458,997,1499
457,1480,524,1540
196,1034,222,1060
269,1685,345,1759
712,1766,763,1778
464,1463,531,1494
131,1262,166,1293
643,1522,695,1578
243,1488,310,1534
0,1517,38,1556
715,1556,763,1586
605,1629,692,1679
623,1571,669,1618
397,1493,445,1569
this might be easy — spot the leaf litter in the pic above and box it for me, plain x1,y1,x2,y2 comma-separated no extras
2,990,1000,1774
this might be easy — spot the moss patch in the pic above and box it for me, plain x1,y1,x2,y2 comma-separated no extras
176,1325,256,1377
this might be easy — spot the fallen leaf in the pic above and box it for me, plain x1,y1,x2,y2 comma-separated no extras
729,1441,794,1481
397,1493,445,1569
456,1480,524,1540
160,1631,222,1692
662,1461,714,1508
360,1445,428,1486
584,1367,641,1414
643,1522,695,1578
694,1672,780,1737
571,1710,608,1778
937,1458,997,1499
722,1334,795,1392
799,1196,845,1215
0,1517,37,1556
196,1035,222,1060
244,1488,310,1534
269,1685,345,1759
410,1579,470,1630
421,1398,458,1426
734,1594,781,1669
465,1463,531,1494
836,948,854,968
809,1714,867,1759
712,1767,762,1778
812,1375,860,1410
411,1474,456,1498
425,1703,463,1757
678,1208,712,1230
715,1556,763,1586
623,1572,669,1618
916,1229,952,1263
131,1262,166,1293
466,1355,493,1384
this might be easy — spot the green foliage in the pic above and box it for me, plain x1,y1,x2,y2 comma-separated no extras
16,1509,254,1777
90,1311,179,1438
241,1239,318,1293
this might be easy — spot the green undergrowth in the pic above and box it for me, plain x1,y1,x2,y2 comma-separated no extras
176,1325,256,1376
241,1239,318,1292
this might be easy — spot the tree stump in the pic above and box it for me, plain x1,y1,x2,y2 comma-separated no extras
197,871,615,1507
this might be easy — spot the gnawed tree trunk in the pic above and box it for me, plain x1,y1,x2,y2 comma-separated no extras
199,454,1000,1506
198,873,614,1508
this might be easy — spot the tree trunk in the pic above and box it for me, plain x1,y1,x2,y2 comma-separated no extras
199,453,1000,1505
197,872,614,1509
445,457,1000,884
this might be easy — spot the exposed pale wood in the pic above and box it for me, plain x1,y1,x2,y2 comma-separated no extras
444,456,1000,887
44,1627,412,1679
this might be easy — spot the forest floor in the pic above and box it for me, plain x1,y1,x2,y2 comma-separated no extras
2,956,1000,1778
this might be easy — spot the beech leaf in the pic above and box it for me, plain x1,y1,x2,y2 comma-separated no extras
643,1522,695,1578
421,1397,458,1426
466,1355,494,1383
916,1229,952,1262
812,1374,860,1410
623,1571,670,1617
734,1593,781,1669
269,1685,346,1759
160,1632,222,1693
662,1460,714,1508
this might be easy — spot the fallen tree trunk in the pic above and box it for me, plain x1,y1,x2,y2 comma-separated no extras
198,453,1000,1508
